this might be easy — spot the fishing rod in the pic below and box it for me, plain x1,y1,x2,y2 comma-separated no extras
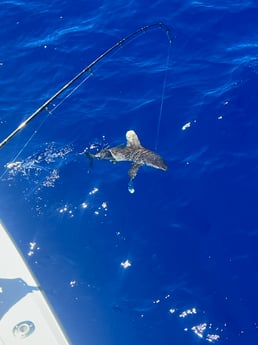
0,22,172,150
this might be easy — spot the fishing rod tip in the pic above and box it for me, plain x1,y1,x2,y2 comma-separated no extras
157,22,173,44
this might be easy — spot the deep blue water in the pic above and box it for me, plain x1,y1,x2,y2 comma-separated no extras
0,1,258,344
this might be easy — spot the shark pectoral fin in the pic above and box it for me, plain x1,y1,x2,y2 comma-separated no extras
128,163,141,194
128,163,142,180
128,179,135,194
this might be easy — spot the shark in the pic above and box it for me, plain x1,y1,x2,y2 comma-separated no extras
85,130,168,182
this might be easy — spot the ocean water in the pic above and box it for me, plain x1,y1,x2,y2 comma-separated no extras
0,0,258,344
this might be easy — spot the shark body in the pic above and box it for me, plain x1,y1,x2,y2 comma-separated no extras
86,130,167,180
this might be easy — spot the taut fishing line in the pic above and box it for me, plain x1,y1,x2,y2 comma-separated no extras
155,41,171,151
45,72,93,115
0,22,172,154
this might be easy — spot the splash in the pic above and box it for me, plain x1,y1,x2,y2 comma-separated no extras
4,142,73,189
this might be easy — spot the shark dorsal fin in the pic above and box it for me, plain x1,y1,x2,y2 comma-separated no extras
126,130,142,148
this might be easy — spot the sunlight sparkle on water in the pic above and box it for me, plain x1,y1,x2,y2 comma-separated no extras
166,303,221,343
207,334,220,342
182,121,191,130
27,241,40,257
69,280,77,288
5,143,72,189
179,307,197,318
81,202,88,209
191,323,207,338
42,169,59,187
89,187,98,195
169,308,176,314
58,204,74,218
94,201,108,216
59,206,68,213
5,161,22,170
121,259,131,269
182,119,197,131
102,201,107,209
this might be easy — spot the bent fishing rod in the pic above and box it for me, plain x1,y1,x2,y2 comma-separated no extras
0,22,171,150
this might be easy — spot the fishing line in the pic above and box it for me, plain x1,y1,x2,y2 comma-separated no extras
47,72,94,114
0,72,94,179
0,114,52,180
0,22,172,151
155,40,171,151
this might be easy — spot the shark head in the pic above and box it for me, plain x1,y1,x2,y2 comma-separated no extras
94,148,114,160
